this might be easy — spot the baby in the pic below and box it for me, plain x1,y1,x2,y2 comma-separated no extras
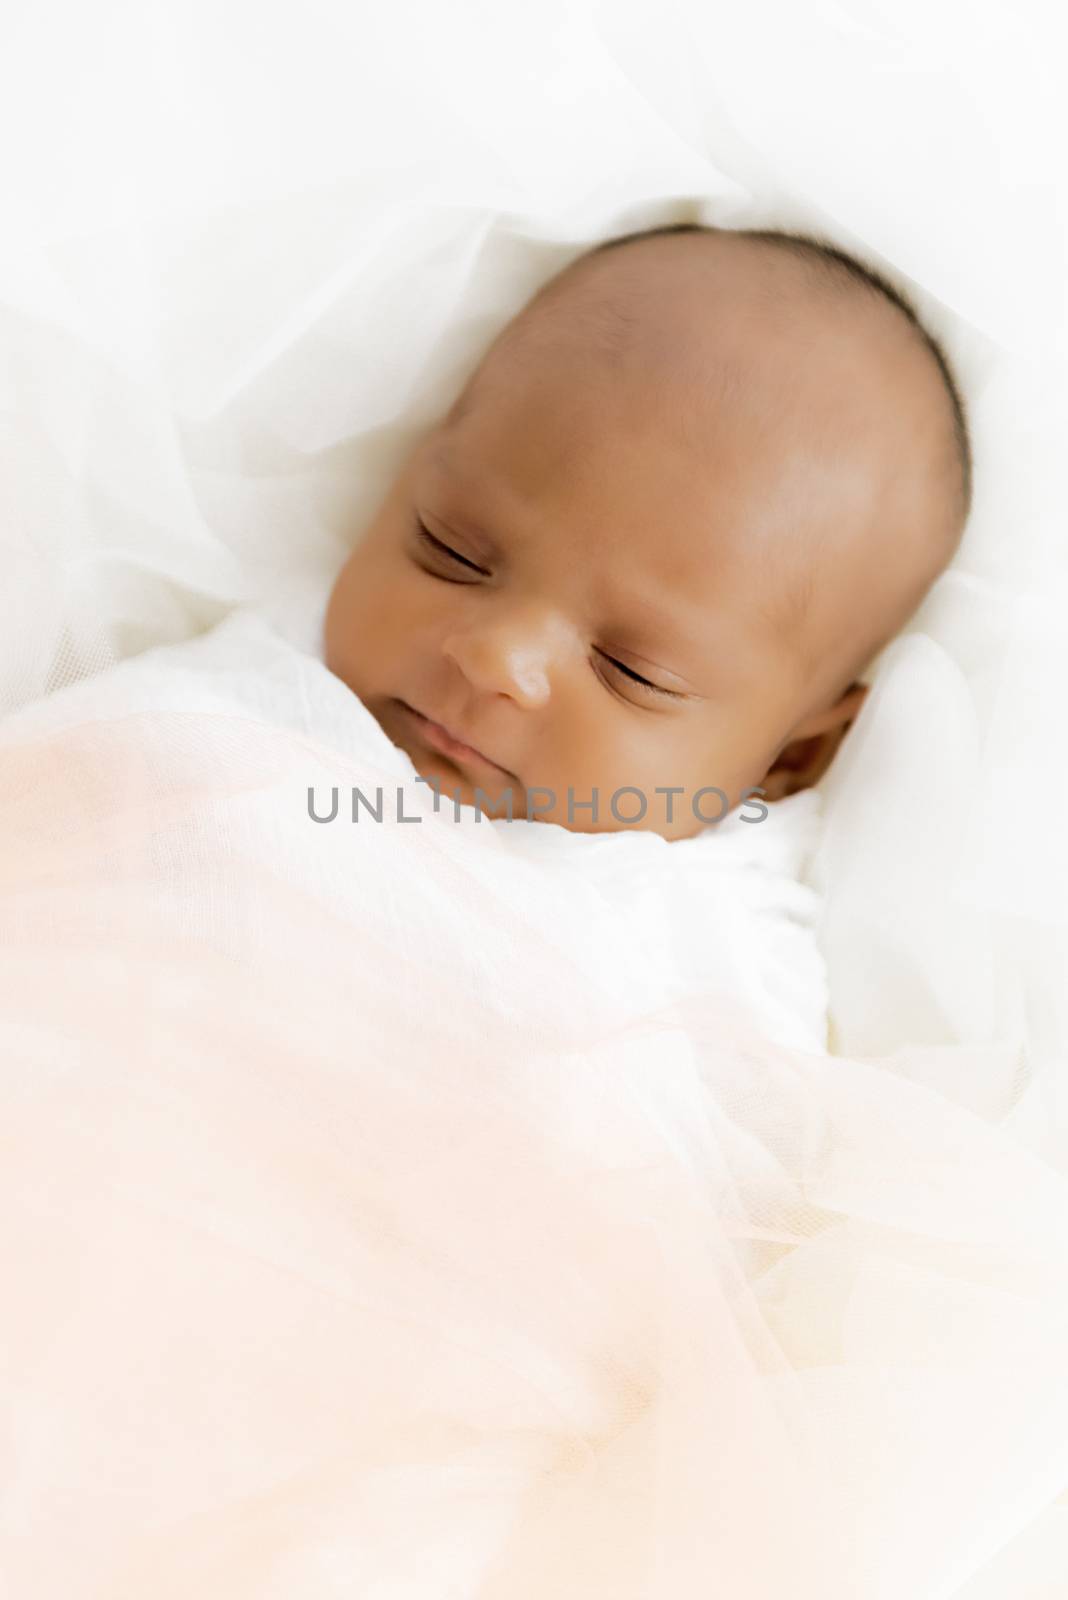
324,223,972,841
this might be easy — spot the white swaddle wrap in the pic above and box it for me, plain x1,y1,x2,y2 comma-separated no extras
1,603,1067,1598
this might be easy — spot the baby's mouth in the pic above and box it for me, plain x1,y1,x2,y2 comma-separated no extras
392,699,519,784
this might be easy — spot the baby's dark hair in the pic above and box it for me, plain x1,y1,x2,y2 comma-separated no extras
584,221,973,529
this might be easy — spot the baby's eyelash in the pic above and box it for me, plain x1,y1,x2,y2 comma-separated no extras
415,519,487,575
596,650,682,700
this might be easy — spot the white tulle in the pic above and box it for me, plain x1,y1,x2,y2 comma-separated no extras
2,0,1067,1592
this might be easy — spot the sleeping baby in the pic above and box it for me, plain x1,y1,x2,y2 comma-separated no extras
0,219,974,1060
324,222,972,839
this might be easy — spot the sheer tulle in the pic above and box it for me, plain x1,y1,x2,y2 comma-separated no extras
2,701,1066,1597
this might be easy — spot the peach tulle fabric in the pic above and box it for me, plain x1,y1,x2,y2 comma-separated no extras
2,664,1066,1598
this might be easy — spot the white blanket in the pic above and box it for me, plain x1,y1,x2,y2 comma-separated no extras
2,607,1067,1597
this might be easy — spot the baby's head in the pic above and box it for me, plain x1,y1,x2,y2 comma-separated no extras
326,224,972,840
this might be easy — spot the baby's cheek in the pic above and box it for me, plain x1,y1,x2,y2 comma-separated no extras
325,564,383,689
328,550,396,659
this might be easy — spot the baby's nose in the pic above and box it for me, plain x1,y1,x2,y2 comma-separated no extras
442,604,572,710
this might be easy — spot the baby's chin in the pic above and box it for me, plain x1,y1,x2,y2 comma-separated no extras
406,750,527,823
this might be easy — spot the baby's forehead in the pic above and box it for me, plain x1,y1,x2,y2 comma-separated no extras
437,324,885,599
450,333,887,590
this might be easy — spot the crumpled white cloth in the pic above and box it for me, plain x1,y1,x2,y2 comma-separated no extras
1,604,1067,1598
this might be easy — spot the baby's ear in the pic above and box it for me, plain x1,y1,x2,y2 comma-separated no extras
760,682,869,801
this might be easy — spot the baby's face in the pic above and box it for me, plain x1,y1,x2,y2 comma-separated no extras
326,240,950,840
328,380,849,838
